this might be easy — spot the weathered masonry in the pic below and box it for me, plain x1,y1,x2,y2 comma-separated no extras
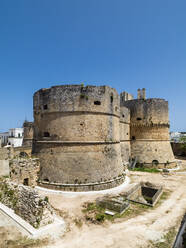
22,121,34,147
33,85,125,191
32,85,175,191
121,88,176,168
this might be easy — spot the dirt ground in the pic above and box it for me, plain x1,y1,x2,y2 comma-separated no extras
37,159,186,248
1,159,186,248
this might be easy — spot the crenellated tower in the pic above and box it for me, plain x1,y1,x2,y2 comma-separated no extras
121,89,176,168
32,85,125,191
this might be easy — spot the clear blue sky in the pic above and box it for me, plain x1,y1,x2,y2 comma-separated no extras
0,0,185,132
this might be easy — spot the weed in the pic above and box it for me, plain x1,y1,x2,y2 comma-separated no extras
95,213,105,222
149,227,177,248
129,167,160,173
44,196,49,202
2,236,49,248
74,218,83,228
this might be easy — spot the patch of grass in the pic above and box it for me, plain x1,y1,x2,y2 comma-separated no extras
129,167,160,173
2,237,49,248
149,227,177,248
82,201,151,224
82,189,171,225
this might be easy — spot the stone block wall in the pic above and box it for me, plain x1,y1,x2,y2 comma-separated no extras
9,158,40,186
121,96,175,167
131,140,176,168
33,85,125,191
120,106,130,164
23,121,34,147
0,179,54,228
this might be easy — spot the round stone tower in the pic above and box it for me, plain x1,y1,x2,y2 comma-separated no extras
32,85,125,191
121,90,175,168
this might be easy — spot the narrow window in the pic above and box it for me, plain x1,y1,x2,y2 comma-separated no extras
94,101,101,105
23,178,29,186
132,136,136,140
43,132,50,137
137,117,142,121
110,95,113,103
43,104,48,110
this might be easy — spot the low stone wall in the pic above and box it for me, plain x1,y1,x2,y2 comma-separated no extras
0,179,54,228
38,174,126,192
9,158,40,186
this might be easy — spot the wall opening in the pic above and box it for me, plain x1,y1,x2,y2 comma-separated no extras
110,93,113,103
136,117,142,121
43,104,48,110
152,160,159,166
94,101,101,105
43,132,50,137
23,178,29,186
43,178,49,182
19,152,28,158
132,136,136,140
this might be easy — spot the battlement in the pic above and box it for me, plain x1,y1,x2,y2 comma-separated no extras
32,84,175,191
120,91,134,103
122,98,169,125
34,85,120,117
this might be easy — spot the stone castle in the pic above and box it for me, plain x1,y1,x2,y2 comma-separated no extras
31,85,175,191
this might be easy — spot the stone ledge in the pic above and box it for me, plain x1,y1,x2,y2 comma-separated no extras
131,139,171,141
131,123,170,127
35,140,120,144
119,121,130,124
36,111,120,118
38,175,126,192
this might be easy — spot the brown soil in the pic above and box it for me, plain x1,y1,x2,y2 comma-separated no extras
1,159,186,248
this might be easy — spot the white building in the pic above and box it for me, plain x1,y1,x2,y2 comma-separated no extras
0,128,23,147
170,132,186,143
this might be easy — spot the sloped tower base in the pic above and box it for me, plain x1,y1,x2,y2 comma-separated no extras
33,85,125,191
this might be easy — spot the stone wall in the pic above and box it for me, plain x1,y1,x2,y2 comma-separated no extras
9,158,40,186
33,85,125,191
23,121,34,147
121,98,169,125
0,179,54,228
121,97,175,167
120,106,130,164
131,140,175,168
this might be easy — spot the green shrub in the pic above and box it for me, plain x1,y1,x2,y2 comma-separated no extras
95,213,105,222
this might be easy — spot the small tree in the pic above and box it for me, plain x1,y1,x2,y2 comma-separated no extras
180,136,186,149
